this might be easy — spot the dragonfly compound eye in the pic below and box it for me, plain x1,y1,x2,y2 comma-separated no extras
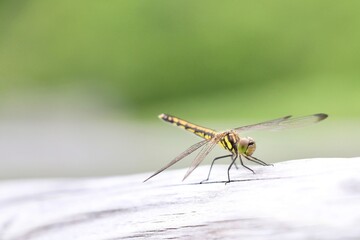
239,138,249,154
245,137,256,156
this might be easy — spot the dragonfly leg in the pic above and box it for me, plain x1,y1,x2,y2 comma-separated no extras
252,156,273,166
225,157,238,184
233,161,239,169
239,155,255,174
244,155,273,166
200,154,232,184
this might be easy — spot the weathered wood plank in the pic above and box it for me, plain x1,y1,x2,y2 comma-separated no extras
1,157,360,240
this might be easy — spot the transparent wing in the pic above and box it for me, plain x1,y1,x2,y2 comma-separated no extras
143,139,209,182
182,133,226,181
234,113,328,133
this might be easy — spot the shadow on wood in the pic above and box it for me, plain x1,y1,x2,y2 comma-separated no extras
0,157,360,240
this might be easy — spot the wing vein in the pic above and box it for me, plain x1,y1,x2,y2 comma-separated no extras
143,139,209,182
182,133,226,181
235,113,327,133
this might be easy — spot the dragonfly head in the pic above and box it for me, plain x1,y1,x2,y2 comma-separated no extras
239,137,256,156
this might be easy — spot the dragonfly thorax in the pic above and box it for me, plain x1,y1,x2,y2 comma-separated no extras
239,137,256,156
219,131,240,155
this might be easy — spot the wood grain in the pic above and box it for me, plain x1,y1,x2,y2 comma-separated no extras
1,157,360,240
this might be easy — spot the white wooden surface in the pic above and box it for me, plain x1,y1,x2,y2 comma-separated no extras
1,157,360,240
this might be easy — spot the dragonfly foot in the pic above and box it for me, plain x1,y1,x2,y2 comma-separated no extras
245,167,255,174
200,179,209,184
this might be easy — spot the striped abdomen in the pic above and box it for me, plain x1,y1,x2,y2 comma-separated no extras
159,114,216,140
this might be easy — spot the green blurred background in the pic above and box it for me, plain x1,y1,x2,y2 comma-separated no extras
0,1,359,179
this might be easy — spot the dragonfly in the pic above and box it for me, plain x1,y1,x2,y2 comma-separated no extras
144,113,328,184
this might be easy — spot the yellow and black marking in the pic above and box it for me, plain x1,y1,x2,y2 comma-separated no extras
159,114,239,155
159,114,216,140
219,131,239,155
